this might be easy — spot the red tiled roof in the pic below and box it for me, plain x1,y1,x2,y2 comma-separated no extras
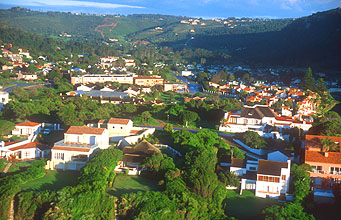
8,142,48,151
305,150,341,165
16,122,41,127
97,118,131,125
65,126,105,135
4,141,20,146
305,135,341,149
52,146,90,152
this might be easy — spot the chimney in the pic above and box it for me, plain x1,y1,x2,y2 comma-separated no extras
324,152,329,157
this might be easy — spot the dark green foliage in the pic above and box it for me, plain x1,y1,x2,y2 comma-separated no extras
291,164,312,203
242,131,267,149
218,170,240,187
261,202,315,220
142,153,176,179
301,67,315,91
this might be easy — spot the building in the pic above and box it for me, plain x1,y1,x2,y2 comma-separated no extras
164,83,188,93
0,141,49,161
47,126,109,170
255,160,291,198
133,76,164,87
12,122,42,136
219,105,277,133
230,158,291,198
304,135,341,198
89,118,133,138
71,74,134,85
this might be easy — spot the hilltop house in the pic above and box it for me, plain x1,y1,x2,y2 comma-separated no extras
47,126,109,170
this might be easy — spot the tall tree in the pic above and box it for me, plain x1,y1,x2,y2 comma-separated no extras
301,67,315,91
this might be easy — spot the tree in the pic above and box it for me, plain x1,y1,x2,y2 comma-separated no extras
141,111,152,123
218,171,240,187
181,110,199,126
142,153,175,178
242,131,267,149
301,67,315,91
228,74,235,82
291,163,311,202
163,123,174,133
320,138,339,152
316,78,327,93
262,202,315,220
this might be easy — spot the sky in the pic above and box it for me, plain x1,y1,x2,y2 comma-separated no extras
0,0,340,18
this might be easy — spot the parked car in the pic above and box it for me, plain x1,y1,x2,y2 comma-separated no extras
43,129,51,134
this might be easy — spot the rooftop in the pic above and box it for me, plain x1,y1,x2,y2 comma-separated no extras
16,122,41,127
65,126,105,135
257,160,288,176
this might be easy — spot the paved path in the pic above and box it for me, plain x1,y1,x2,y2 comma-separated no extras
8,198,14,220
1,162,12,177
3,82,49,93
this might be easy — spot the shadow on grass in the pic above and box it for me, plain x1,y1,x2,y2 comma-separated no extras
107,174,160,197
224,190,279,220
21,170,80,192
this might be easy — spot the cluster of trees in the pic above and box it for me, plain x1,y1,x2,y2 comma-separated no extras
14,148,123,219
117,129,244,219
241,131,267,149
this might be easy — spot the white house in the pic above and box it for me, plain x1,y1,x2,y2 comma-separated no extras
255,160,291,198
89,118,133,141
219,105,277,133
12,122,42,136
47,125,109,170
232,158,291,198
0,141,49,160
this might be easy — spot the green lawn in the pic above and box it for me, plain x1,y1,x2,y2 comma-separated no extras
224,190,279,220
7,161,33,173
107,174,160,197
21,170,80,192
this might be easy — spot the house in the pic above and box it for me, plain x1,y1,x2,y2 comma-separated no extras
89,118,133,140
47,125,109,170
164,83,188,92
12,122,42,136
267,150,294,162
115,140,161,174
133,76,164,87
230,158,291,198
0,91,9,110
0,141,49,161
255,160,291,198
219,105,277,133
304,135,341,200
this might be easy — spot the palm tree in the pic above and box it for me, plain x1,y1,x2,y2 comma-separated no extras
320,138,338,152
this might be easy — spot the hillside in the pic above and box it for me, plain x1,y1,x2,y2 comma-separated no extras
1,7,341,70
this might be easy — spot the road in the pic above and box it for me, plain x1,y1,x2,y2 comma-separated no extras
2,82,48,93
171,72,201,94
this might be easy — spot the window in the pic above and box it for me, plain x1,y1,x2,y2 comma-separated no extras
274,177,280,183
282,175,286,180
330,167,341,175
121,127,123,129
55,152,64,160
258,176,263,181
